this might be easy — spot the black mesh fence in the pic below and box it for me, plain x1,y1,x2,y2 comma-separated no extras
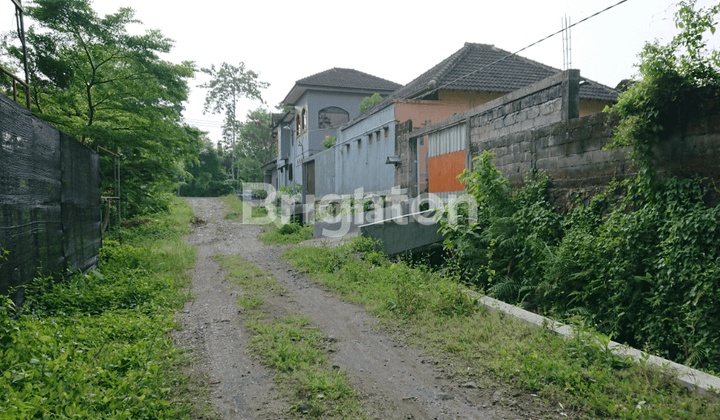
0,94,101,297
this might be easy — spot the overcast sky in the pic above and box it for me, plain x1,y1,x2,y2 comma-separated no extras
3,0,719,143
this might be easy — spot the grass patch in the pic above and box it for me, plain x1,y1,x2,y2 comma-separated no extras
259,223,313,245
220,195,272,224
282,236,720,419
0,197,218,419
215,254,366,419
219,195,312,245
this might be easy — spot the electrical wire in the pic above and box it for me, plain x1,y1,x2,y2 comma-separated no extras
401,0,630,104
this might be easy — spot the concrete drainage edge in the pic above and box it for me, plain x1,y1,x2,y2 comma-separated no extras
468,291,720,402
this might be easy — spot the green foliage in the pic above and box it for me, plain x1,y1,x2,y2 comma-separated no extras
260,223,313,245
542,176,720,371
279,182,302,196
180,141,234,197
358,93,382,113
284,236,720,419
236,108,274,182
2,0,203,216
0,198,203,418
283,236,478,318
322,135,337,149
441,150,720,372
0,250,17,350
441,151,562,302
605,0,720,177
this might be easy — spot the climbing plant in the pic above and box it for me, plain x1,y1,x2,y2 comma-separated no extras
605,0,720,177
440,0,720,373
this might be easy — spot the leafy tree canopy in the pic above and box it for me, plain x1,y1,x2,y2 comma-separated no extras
359,92,383,112
2,0,202,215
236,108,274,183
180,140,233,197
199,62,268,182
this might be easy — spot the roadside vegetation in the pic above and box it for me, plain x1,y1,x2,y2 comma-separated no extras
283,236,720,419
440,0,720,375
260,223,313,245
214,255,367,418
441,152,720,374
220,194,271,222
220,194,313,244
0,198,216,419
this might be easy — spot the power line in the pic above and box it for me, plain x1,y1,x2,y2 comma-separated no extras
184,118,224,123
184,119,225,128
402,0,630,103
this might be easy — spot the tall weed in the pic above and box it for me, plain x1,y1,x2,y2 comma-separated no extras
284,235,720,418
0,197,200,419
441,152,720,373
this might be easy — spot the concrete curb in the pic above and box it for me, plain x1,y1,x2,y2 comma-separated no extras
475,294,720,402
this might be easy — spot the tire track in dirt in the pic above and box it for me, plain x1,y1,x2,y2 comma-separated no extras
174,198,281,419
178,197,567,420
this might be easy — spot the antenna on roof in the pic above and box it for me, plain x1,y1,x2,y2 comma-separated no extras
561,15,572,70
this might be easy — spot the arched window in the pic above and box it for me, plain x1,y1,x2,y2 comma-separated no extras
301,108,307,132
295,114,301,134
318,106,349,129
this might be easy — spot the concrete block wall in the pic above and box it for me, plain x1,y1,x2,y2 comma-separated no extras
468,70,577,145
396,71,580,198
470,87,561,144
470,87,720,209
401,71,720,210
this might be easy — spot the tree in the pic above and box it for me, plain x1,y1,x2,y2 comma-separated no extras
199,62,268,184
179,140,233,197
236,108,274,182
2,0,202,215
359,92,383,112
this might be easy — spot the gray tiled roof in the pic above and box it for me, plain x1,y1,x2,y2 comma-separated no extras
346,43,618,126
294,68,402,92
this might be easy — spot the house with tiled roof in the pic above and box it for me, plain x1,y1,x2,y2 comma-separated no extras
272,68,401,191
305,43,618,199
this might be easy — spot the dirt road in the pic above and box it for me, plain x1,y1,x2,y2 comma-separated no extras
174,197,566,419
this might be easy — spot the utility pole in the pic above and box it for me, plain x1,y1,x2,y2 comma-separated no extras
231,84,236,189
